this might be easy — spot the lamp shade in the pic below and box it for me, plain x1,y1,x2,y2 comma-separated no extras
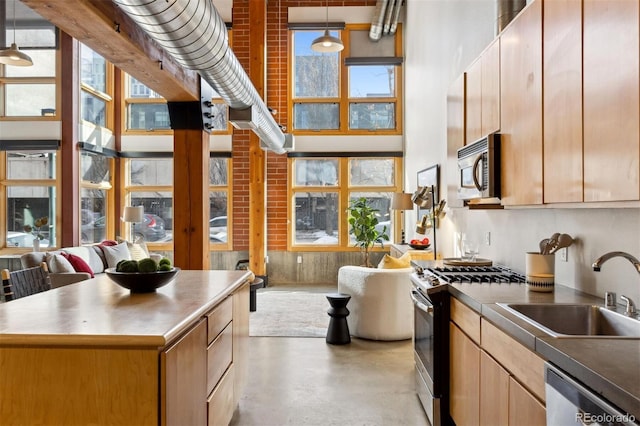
123,206,144,223
311,30,344,53
0,43,33,66
391,192,414,210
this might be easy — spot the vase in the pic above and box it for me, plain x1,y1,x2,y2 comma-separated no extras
33,238,40,252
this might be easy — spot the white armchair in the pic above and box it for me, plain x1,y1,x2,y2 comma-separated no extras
337,265,414,341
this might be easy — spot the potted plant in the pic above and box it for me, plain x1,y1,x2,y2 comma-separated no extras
347,197,389,267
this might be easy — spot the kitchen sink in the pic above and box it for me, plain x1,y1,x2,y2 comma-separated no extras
496,303,640,338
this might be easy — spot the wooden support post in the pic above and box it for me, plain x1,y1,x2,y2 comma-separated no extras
248,0,267,276
173,127,210,270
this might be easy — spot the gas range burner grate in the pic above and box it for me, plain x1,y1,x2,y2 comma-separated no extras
423,265,525,284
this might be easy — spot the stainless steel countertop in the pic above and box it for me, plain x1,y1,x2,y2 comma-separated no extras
445,281,640,420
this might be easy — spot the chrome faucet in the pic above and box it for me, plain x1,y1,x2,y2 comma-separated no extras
593,251,640,317
592,251,640,274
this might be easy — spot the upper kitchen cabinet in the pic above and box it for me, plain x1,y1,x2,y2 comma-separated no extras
465,39,500,145
583,0,639,202
500,0,543,206
543,0,583,203
447,74,466,208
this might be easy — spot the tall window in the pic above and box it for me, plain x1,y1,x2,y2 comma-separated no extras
124,74,230,133
290,157,400,250
209,157,231,249
0,2,57,117
123,156,231,248
80,43,112,128
290,25,402,134
79,152,113,244
1,148,58,249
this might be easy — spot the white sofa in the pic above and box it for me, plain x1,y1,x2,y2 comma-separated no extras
20,242,148,288
337,265,414,341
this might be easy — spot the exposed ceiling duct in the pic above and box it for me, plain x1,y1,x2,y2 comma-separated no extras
113,0,289,155
369,0,403,41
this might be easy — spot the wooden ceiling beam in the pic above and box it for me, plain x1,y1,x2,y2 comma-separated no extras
22,0,200,101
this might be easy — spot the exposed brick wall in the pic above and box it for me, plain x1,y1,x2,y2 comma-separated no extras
232,0,377,251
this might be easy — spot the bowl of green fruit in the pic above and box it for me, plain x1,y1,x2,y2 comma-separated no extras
105,257,179,293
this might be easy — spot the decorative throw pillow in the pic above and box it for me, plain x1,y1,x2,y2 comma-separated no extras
60,251,95,278
100,240,118,247
377,254,412,269
45,252,76,273
126,241,150,261
100,242,132,268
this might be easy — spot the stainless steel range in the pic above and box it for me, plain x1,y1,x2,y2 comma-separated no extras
410,261,525,426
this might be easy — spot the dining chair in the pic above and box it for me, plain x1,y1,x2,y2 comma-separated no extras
1,262,51,302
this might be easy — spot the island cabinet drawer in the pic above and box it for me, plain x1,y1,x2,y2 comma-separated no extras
207,322,233,394
208,365,235,426
207,296,233,344
450,297,481,344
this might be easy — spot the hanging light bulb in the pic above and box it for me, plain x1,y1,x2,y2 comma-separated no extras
0,0,34,67
311,0,344,53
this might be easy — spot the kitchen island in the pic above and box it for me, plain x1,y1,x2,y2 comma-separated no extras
0,269,252,425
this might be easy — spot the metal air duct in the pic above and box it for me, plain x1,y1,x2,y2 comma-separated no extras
369,0,389,41
113,0,288,154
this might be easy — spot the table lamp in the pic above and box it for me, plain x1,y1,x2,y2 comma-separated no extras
123,206,144,242
391,192,415,244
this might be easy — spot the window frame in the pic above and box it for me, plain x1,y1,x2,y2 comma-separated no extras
287,156,402,252
79,43,114,130
79,150,114,245
289,23,403,135
121,155,233,251
0,147,61,252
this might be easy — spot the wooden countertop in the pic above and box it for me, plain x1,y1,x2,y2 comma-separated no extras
0,270,252,347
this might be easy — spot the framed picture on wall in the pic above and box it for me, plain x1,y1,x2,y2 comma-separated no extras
416,164,440,220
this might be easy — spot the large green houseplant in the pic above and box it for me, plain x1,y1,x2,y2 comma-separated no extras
347,197,389,267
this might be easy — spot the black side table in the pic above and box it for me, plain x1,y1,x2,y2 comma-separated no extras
325,292,351,345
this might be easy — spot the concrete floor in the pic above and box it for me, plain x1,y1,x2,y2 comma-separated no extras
229,337,429,426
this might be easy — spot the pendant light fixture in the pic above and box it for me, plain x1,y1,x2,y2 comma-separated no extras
311,0,344,53
0,0,33,67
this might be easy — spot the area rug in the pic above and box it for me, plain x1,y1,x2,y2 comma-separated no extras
249,290,331,337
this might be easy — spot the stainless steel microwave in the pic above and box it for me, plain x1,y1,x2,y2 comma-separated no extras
457,133,500,200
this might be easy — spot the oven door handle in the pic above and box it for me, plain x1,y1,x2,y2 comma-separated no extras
411,290,434,313
472,153,483,191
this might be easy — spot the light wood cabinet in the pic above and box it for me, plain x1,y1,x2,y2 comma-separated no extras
447,74,466,208
481,38,500,137
465,38,500,145
480,350,509,426
583,0,640,202
0,271,251,426
508,377,546,426
449,297,546,425
450,322,480,426
500,0,543,206
233,281,250,407
163,319,208,425
543,0,583,203
466,57,483,144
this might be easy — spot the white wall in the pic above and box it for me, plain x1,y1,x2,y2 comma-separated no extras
404,0,640,303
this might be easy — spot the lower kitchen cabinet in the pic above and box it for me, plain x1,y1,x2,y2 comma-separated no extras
163,319,208,425
449,297,547,425
509,376,546,426
450,322,480,426
480,350,509,426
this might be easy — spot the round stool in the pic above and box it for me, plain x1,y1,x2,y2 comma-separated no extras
325,292,351,345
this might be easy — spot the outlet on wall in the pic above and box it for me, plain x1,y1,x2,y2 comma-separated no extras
485,231,491,246
297,255,303,264
559,247,568,262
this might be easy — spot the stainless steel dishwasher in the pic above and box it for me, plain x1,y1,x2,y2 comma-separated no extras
545,363,637,426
